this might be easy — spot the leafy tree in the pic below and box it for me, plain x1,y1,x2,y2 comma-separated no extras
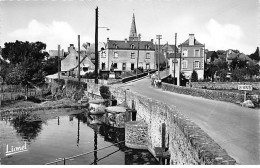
42,57,58,76
249,47,260,62
1,40,48,86
191,70,198,82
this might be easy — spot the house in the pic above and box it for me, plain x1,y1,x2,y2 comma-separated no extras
177,34,205,80
99,14,155,72
155,44,178,68
61,44,95,77
168,53,182,84
226,50,251,64
48,49,65,59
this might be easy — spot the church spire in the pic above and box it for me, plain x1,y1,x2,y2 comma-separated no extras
129,13,138,41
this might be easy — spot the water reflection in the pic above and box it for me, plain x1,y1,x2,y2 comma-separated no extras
1,110,158,165
9,113,43,142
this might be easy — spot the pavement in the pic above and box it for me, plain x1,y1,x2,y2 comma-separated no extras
114,70,260,165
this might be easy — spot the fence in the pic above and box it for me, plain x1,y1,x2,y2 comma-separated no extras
0,87,49,104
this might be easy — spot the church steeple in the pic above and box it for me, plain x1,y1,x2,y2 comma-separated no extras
129,13,138,41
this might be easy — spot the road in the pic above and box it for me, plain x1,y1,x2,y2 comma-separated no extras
115,70,260,165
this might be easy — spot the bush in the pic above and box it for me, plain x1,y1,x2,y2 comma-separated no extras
100,85,111,99
191,70,198,82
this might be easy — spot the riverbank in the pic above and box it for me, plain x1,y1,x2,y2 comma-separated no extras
0,98,88,122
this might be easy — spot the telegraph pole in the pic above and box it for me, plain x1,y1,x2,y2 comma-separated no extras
78,35,81,82
58,44,60,81
179,44,182,86
156,35,162,79
95,7,99,84
174,33,177,84
166,42,168,71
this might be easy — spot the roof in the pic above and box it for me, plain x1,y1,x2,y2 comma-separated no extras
180,38,204,47
107,40,155,50
159,44,177,52
168,53,181,58
48,50,64,57
227,53,252,61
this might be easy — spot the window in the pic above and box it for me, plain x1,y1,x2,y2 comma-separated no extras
194,61,200,69
122,63,126,70
195,49,200,57
101,51,106,58
101,63,105,70
113,43,118,48
114,63,118,69
131,44,135,49
131,52,135,59
145,45,150,50
182,60,188,69
114,52,118,58
83,67,88,72
182,49,188,57
146,53,150,59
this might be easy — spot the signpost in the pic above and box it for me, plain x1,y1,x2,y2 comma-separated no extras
238,85,253,102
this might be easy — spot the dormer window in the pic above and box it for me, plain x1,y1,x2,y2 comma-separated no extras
145,45,150,50
113,43,118,49
131,44,135,49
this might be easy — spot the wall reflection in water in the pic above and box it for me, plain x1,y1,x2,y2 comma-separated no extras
72,112,158,165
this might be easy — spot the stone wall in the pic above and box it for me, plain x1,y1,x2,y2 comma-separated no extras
86,82,236,165
161,82,260,105
191,82,260,90
162,82,249,104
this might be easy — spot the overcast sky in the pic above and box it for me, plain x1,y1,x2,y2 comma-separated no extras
0,0,258,54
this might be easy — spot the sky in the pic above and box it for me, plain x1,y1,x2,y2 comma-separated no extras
0,0,259,55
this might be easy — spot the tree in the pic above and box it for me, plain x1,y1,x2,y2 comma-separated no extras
249,47,260,62
1,40,48,86
42,57,58,76
191,70,198,82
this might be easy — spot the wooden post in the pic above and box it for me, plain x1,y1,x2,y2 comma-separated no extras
244,91,247,102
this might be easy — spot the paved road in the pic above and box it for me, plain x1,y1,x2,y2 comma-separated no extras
116,71,260,165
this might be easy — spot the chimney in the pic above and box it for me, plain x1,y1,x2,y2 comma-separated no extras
189,34,195,46
107,38,109,42
125,38,128,43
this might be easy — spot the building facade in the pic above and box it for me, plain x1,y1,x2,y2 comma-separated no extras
99,14,155,72
61,44,95,77
178,34,205,79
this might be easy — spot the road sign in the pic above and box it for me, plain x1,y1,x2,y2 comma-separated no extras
238,85,252,91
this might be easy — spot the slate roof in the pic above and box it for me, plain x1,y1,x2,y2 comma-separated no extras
107,40,155,50
168,53,181,58
180,38,204,46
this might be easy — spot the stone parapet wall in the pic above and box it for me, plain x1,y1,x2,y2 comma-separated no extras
191,82,260,90
162,82,245,104
85,82,236,164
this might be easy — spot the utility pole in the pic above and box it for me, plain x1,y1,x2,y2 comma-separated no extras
174,33,177,85
78,35,81,82
58,44,60,81
95,7,99,84
156,35,162,79
179,44,182,86
166,42,168,71
136,34,141,79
